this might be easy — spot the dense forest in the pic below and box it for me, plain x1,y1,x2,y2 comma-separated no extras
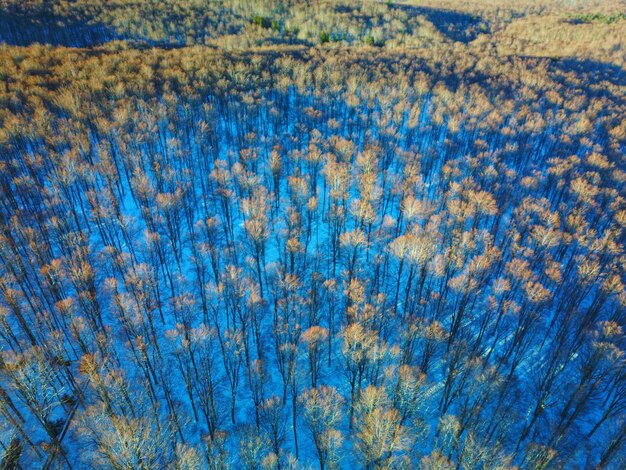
0,0,625,469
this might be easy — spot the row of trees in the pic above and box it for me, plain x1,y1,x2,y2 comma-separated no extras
0,0,446,49
0,0,624,65
0,43,624,468
2,0,624,61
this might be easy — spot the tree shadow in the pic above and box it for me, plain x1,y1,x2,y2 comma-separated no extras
550,57,625,88
391,4,488,43
0,6,115,47
517,55,626,105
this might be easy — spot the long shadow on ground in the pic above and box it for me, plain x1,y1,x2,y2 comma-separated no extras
391,4,488,42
